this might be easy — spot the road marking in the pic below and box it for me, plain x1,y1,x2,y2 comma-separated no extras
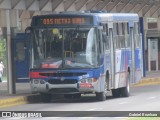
80,117,96,119
118,102,129,105
147,96,156,100
86,108,98,111
115,117,128,119
86,108,103,111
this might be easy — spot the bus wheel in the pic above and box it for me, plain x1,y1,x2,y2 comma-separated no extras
40,93,52,102
96,92,106,101
120,74,130,97
112,89,121,97
96,73,108,101
96,77,107,101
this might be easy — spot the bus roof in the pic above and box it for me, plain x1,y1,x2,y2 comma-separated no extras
58,12,139,22
97,13,139,23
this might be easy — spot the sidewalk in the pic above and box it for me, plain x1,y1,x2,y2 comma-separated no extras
0,82,40,108
0,82,31,99
0,71,160,108
132,71,160,86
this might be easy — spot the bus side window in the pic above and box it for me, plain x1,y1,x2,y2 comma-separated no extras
102,24,109,50
119,23,125,48
135,22,140,48
113,23,119,49
125,23,130,47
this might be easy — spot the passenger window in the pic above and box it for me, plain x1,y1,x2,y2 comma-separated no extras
102,24,109,50
135,22,140,48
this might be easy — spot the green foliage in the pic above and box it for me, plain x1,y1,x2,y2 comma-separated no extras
127,117,160,120
0,37,7,78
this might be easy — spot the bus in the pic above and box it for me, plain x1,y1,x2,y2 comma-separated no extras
23,11,142,102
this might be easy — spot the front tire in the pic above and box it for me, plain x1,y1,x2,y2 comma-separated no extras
96,92,106,101
96,74,107,101
120,73,130,97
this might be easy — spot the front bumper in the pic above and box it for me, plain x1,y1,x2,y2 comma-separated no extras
31,80,99,94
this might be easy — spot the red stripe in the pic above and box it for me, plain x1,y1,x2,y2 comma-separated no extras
30,72,48,79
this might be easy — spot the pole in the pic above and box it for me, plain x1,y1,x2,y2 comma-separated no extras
148,39,151,71
130,27,135,83
139,17,146,77
6,10,16,94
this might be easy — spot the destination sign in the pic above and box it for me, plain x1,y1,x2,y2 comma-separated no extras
33,16,93,26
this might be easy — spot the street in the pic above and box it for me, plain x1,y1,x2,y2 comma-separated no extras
1,84,160,113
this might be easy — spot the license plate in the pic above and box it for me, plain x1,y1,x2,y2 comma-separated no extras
80,83,93,88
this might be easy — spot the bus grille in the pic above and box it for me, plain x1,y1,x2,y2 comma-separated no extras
49,88,79,94
40,72,86,77
48,79,78,84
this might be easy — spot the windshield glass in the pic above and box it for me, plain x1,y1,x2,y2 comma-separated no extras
31,27,98,69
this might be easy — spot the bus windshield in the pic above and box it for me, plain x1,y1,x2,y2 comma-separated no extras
31,27,98,69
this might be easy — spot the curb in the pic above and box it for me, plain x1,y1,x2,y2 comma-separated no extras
132,77,160,87
0,94,41,108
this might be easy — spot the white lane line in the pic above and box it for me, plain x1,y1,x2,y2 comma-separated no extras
86,108,98,111
86,108,103,111
80,117,96,119
147,96,156,100
97,108,103,110
115,117,128,120
118,102,129,105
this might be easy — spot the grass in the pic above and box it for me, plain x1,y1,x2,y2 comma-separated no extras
126,117,160,120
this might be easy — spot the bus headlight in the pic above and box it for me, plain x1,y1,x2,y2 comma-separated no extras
40,80,46,84
34,79,39,84
80,78,97,83
33,79,46,84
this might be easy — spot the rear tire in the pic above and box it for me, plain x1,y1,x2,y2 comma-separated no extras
112,89,121,97
40,93,52,103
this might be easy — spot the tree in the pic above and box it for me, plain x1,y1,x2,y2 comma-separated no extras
0,38,6,78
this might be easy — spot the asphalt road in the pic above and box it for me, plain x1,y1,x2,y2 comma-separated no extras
0,84,160,119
